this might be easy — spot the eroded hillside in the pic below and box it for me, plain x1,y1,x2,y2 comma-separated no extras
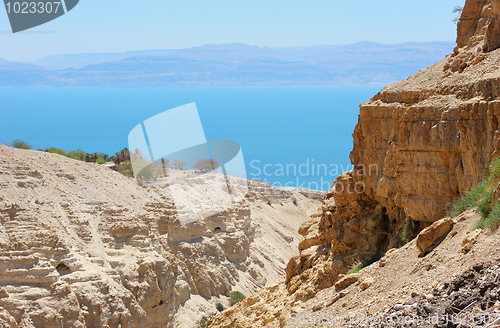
0,144,322,327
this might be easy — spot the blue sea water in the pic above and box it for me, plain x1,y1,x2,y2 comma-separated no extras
0,88,379,191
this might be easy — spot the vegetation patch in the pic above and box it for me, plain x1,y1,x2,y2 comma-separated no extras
346,253,381,275
399,216,416,246
227,291,246,306
448,156,500,230
10,139,32,149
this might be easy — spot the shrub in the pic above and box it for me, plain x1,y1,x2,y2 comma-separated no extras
346,265,362,275
96,157,106,164
193,158,219,171
227,291,245,306
116,161,134,177
10,139,31,149
399,217,414,245
199,317,207,328
45,147,67,156
475,202,500,230
448,179,488,218
172,159,187,169
346,253,381,275
447,156,500,230
453,6,463,24
67,148,87,160
96,153,108,161
215,302,224,312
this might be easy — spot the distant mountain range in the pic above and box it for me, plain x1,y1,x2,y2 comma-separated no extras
0,42,455,87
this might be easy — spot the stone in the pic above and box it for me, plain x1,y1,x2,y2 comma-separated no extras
393,304,404,311
334,273,359,291
416,218,454,255
175,280,191,306
462,229,482,253
359,277,375,291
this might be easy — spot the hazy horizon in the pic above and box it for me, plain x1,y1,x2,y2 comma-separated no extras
0,0,465,61
0,40,452,63
0,41,455,87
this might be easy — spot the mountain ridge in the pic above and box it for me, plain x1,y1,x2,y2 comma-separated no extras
0,42,455,87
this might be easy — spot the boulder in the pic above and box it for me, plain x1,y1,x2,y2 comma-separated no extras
416,218,454,255
334,273,359,291
359,277,374,291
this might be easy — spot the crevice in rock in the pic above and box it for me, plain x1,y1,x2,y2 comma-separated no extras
56,263,71,275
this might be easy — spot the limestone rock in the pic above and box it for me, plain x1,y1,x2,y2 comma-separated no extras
334,273,359,291
0,144,322,328
206,1,500,326
416,218,454,255
462,229,482,252
359,277,375,291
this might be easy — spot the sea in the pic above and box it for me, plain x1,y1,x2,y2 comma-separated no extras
0,87,379,191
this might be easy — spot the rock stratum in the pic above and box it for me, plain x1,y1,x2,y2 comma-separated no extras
0,144,322,327
207,0,500,326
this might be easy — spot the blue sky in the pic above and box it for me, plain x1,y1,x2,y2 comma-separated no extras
0,0,465,62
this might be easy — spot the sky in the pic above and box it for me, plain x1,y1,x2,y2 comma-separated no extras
0,0,465,62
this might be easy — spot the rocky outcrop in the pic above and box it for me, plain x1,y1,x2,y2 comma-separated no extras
457,0,500,53
0,144,322,328
207,0,500,326
208,209,500,328
287,0,500,297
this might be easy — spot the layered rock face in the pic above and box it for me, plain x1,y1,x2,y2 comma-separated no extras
290,0,500,292
0,144,322,327
207,0,500,326
352,0,500,224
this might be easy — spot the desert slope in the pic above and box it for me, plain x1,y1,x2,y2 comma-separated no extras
0,144,322,327
208,210,500,328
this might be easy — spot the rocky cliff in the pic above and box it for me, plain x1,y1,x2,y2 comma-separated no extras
207,0,500,326
0,144,322,327
287,0,500,298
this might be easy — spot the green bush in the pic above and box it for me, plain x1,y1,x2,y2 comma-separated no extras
67,148,87,160
215,302,224,312
346,253,381,275
199,317,207,328
227,291,245,306
399,217,414,245
96,153,108,161
490,157,500,179
45,147,67,156
96,157,106,164
448,179,488,218
475,202,500,230
447,156,500,230
116,161,134,177
10,139,31,149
